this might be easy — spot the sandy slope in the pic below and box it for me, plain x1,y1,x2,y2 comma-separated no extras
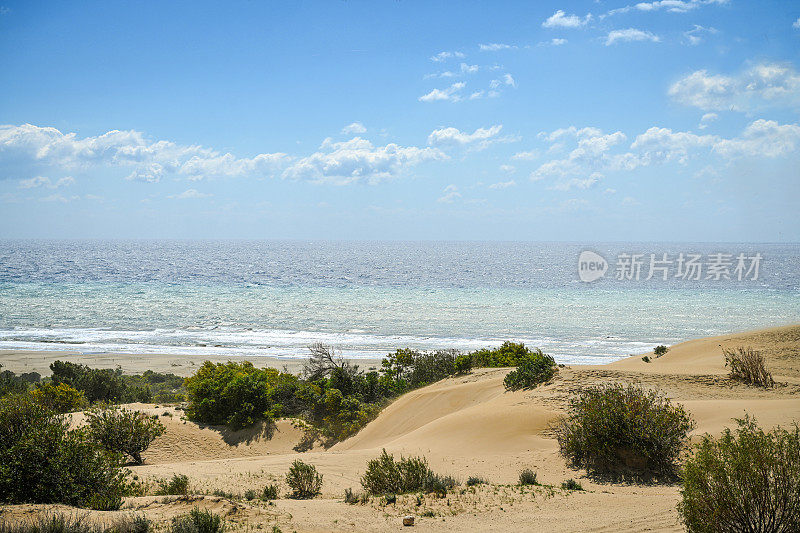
1,324,798,532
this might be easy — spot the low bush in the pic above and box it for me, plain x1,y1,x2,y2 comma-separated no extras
503,350,557,391
555,384,694,480
466,476,486,486
723,346,774,388
0,513,150,533
0,393,128,508
170,508,225,533
285,460,322,499
679,416,800,533
243,489,256,501
261,483,279,500
469,341,536,368
0,365,30,398
561,479,583,491
343,487,360,504
50,361,127,404
360,449,456,496
156,474,190,496
86,406,165,465
642,355,651,363
518,469,538,486
454,354,473,375
30,382,86,413
654,345,668,357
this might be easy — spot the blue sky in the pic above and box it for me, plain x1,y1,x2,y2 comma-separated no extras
0,0,798,241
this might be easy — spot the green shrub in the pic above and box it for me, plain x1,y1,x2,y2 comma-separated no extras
50,361,127,404
170,508,225,533
518,469,538,486
155,474,190,496
503,350,557,391
561,479,583,491
555,384,694,480
184,362,281,429
653,345,668,357
360,449,454,496
0,513,150,533
723,346,774,388
86,406,165,465
466,476,486,486
383,493,397,505
343,487,361,504
454,354,473,375
0,365,30,398
31,382,87,413
642,355,651,363
469,341,536,368
243,489,257,500
285,460,322,499
0,393,127,508
261,483,279,500
679,417,800,533
407,350,458,388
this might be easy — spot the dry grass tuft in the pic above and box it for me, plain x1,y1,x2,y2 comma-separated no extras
723,346,774,387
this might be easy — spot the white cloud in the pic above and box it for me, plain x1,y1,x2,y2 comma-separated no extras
683,24,718,45
425,63,479,79
437,184,462,203
668,62,800,112
698,112,718,129
469,90,485,100
488,179,516,189
0,123,289,182
430,51,465,62
794,17,800,29
512,150,539,160
283,137,447,185
550,173,602,191
19,176,74,189
542,10,591,28
427,125,504,148
500,164,515,173
168,188,212,199
418,82,466,103
479,43,516,51
713,119,800,158
630,127,716,164
541,38,568,46
605,28,660,45
341,122,367,135
40,193,79,203
604,0,728,17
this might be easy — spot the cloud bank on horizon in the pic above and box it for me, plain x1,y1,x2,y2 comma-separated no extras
0,0,798,241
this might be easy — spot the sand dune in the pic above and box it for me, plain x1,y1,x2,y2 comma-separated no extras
2,324,798,532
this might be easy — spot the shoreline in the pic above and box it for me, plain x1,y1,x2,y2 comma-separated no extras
2,323,798,378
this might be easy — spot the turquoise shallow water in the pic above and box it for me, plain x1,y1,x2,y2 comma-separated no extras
0,240,798,363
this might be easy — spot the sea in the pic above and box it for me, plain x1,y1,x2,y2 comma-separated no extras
0,240,798,365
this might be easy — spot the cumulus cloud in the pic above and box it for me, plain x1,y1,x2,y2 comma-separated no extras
605,28,660,45
168,188,213,199
479,43,516,51
698,112,718,129
683,24,718,45
488,179,516,189
418,82,466,102
668,62,800,112
341,122,367,135
430,51,465,62
794,17,800,29
427,125,504,148
0,123,289,182
19,176,74,189
528,119,799,188
540,38,568,46
283,137,447,185
437,184,462,203
604,0,728,17
542,10,591,28
713,119,800,158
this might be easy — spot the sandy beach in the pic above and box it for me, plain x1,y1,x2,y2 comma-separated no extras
1,324,798,532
